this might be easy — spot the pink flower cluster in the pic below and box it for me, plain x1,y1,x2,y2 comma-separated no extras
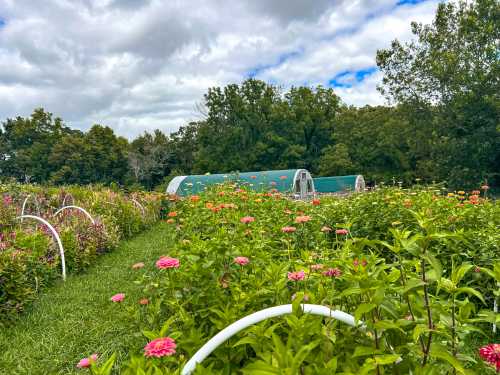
240,216,255,224
479,344,500,371
111,293,125,302
281,226,296,233
234,256,249,266
144,337,177,358
156,256,180,269
287,270,305,281
77,354,98,368
323,268,342,278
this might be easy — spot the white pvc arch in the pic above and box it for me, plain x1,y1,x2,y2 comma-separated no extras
16,215,66,281
54,205,95,225
21,194,41,220
131,198,146,217
181,304,360,375
62,193,75,207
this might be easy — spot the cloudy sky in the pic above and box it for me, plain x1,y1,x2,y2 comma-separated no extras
0,0,440,138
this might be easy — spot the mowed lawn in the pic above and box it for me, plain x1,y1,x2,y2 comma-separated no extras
0,223,172,375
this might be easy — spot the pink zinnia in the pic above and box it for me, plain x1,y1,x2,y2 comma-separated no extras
144,337,177,358
323,268,342,278
479,344,500,371
335,229,349,235
287,270,305,281
295,215,311,224
139,298,149,305
132,262,145,269
281,226,296,233
240,216,255,224
77,354,98,368
156,256,180,269
111,293,125,302
234,256,249,266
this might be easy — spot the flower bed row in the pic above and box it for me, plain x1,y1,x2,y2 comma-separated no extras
83,186,499,374
0,183,166,324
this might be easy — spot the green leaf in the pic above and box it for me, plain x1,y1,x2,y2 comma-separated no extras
402,279,426,294
233,336,259,348
353,346,379,357
374,354,401,365
413,324,431,342
455,287,485,304
430,344,465,374
451,263,472,285
354,303,377,321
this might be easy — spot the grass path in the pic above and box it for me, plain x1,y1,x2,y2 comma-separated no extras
0,223,171,375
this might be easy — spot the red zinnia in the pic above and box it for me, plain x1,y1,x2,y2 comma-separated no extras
312,199,320,206
167,211,177,217
335,229,349,235
479,344,500,371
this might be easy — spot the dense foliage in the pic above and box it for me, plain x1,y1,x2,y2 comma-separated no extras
0,183,163,324
0,0,498,190
74,185,499,374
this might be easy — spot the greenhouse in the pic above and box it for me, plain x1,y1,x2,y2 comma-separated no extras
167,169,315,199
313,175,365,194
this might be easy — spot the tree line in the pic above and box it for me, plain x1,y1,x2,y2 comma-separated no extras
0,0,498,190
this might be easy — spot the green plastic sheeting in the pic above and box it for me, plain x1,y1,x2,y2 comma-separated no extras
313,175,365,193
167,169,313,197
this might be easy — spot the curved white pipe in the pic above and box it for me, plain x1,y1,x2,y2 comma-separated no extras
54,205,95,225
16,215,66,281
21,194,41,220
181,304,360,375
131,198,146,216
62,193,74,206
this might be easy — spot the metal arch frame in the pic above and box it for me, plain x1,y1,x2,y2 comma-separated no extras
21,194,41,220
54,205,95,225
181,304,361,375
16,215,66,281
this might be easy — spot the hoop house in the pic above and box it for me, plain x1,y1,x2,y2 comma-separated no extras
313,175,365,194
167,169,315,199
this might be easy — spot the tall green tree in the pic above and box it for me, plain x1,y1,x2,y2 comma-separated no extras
0,108,76,182
376,0,500,187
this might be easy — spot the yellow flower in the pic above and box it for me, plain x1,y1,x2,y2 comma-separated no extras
447,193,455,197
457,191,465,195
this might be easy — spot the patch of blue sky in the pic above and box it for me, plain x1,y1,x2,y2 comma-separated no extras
397,0,427,5
246,50,302,79
328,67,378,88
0,18,5,27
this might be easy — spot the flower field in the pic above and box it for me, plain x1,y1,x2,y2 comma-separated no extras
0,183,164,324
1,184,499,374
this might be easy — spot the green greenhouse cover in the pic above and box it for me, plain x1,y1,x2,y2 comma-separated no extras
313,175,360,193
175,169,302,196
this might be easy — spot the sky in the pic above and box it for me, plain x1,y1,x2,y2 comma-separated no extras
0,0,440,138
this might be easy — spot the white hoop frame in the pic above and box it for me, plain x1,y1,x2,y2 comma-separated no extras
54,205,95,225
181,304,360,375
16,215,66,281
62,193,75,207
21,194,41,220
131,198,146,217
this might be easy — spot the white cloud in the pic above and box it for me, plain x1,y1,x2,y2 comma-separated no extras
0,0,440,138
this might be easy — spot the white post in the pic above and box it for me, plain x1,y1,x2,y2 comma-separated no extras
16,215,66,281
181,304,361,375
54,205,95,225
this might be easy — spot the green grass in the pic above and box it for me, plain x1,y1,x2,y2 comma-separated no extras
0,223,172,375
